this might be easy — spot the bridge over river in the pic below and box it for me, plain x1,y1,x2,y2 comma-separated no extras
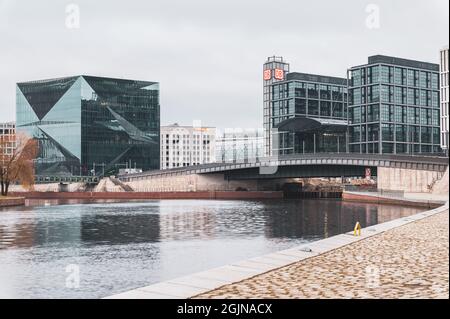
118,153,448,194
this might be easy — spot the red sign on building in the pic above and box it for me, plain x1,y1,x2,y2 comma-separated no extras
263,69,272,81
274,68,284,80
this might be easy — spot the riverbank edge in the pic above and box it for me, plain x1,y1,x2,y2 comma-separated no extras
342,191,446,209
105,197,449,299
0,197,25,208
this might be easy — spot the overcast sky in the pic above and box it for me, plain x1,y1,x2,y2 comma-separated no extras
0,0,448,129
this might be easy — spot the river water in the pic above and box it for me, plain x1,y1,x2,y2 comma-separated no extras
0,199,424,298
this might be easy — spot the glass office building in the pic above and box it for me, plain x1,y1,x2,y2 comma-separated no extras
348,55,441,155
16,76,160,176
269,71,349,155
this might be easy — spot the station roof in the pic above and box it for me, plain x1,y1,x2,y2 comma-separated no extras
276,117,348,133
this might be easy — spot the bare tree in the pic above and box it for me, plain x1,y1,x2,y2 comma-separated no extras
0,133,38,196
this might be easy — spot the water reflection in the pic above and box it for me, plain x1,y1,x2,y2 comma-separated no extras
0,199,424,298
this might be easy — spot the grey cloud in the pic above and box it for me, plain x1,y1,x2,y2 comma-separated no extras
0,0,448,130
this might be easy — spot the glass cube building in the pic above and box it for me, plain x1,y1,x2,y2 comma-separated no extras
16,76,160,176
348,55,441,155
268,70,349,155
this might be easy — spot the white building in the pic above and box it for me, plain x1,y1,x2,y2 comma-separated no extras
215,128,264,164
440,46,449,154
160,123,216,170
0,122,16,158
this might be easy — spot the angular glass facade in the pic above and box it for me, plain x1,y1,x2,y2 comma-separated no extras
348,55,441,155
16,76,160,176
269,72,348,155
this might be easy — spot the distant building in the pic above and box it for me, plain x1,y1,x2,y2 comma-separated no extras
440,46,449,155
160,123,216,169
215,128,264,163
348,55,441,155
16,76,160,176
0,122,16,158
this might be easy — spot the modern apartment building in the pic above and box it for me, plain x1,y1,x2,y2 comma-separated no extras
440,46,449,154
348,55,441,155
160,123,216,169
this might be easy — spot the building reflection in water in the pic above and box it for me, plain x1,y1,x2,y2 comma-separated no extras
263,200,423,240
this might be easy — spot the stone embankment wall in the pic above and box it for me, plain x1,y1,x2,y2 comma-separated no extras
125,173,260,192
377,167,446,193
0,197,25,207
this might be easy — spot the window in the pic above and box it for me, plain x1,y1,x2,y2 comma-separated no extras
367,104,379,122
308,84,319,99
396,125,407,142
352,88,362,105
320,85,331,100
381,66,390,83
431,73,439,90
350,126,361,142
382,143,394,153
352,107,361,123
295,98,307,114
394,68,403,85
320,101,331,116
368,66,380,84
368,85,379,103
382,124,394,141
352,69,362,86
308,100,319,115
332,102,343,118
419,71,427,88
394,87,402,104
368,124,379,141
381,104,394,122
421,127,431,143
407,69,415,86
381,85,390,103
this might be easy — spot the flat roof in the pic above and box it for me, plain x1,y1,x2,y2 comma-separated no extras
17,75,158,85
285,72,347,86
351,55,439,72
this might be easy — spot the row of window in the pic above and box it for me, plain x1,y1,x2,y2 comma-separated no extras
351,86,439,107
350,143,441,154
273,82,348,101
273,99,347,118
350,124,440,144
350,105,440,126
351,66,439,89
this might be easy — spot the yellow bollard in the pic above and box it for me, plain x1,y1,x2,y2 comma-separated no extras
354,222,361,236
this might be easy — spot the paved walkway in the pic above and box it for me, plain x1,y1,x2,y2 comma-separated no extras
195,210,449,299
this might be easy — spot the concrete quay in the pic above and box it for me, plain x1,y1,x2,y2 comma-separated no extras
105,196,449,299
0,197,25,208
